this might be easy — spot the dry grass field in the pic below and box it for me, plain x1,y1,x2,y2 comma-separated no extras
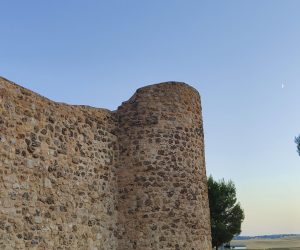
232,236,300,249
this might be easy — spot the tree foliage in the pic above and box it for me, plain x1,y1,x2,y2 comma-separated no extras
207,176,245,249
295,135,300,156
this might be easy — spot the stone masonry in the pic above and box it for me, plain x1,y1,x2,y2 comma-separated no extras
0,77,211,250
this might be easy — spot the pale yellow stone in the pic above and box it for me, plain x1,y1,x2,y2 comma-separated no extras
44,178,52,188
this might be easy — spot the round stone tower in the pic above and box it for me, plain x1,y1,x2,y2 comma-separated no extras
116,82,211,250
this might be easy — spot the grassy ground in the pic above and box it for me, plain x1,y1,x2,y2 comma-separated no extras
232,236,300,249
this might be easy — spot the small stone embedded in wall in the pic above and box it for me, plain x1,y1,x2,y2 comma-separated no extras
44,178,52,188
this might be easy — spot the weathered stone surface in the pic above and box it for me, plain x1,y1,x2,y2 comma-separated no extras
0,76,211,249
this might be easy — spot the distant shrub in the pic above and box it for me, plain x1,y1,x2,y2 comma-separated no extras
295,135,300,156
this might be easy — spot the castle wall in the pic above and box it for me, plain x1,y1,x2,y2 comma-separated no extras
116,83,211,250
0,77,211,250
0,78,118,249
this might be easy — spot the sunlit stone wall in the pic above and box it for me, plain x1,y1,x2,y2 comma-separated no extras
0,77,211,250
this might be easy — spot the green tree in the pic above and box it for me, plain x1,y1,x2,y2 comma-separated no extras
207,176,245,249
295,135,300,156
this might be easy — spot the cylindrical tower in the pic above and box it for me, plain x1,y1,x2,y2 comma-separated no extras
116,82,211,250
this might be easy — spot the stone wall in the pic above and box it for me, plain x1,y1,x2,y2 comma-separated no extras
0,77,211,250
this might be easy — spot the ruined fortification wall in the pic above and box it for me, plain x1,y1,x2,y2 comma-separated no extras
0,78,118,249
0,77,211,250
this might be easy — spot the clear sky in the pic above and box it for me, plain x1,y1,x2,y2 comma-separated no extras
1,1,300,236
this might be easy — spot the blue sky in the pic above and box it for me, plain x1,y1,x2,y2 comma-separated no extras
1,1,300,235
